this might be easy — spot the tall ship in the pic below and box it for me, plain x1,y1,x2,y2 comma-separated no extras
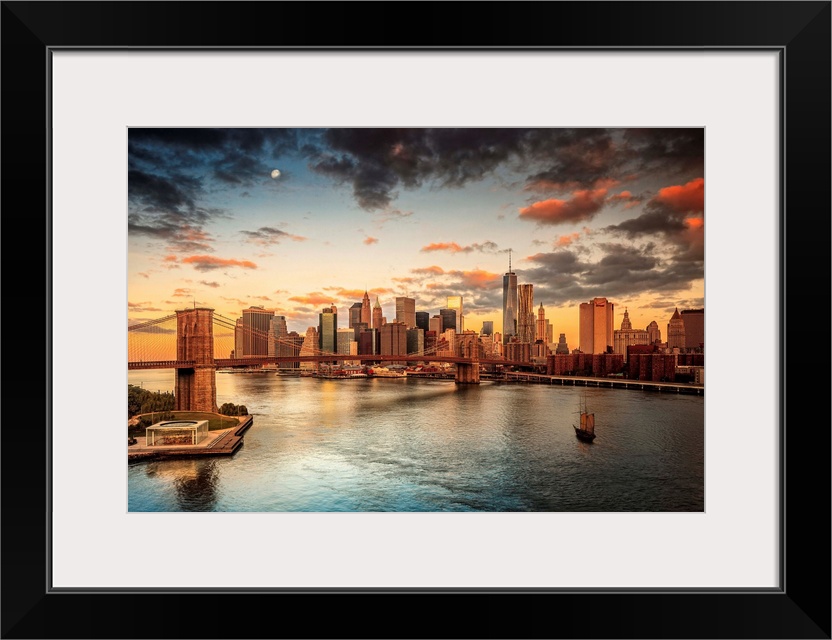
573,395,596,443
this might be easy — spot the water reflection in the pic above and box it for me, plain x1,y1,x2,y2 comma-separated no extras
128,373,704,512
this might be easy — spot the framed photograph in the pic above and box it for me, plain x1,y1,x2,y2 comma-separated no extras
3,2,829,638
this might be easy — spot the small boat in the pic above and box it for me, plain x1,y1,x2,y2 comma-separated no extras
368,367,407,378
573,395,596,443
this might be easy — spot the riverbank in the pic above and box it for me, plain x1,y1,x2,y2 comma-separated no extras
483,371,704,395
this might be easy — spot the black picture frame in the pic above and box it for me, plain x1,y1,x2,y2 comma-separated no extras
2,2,829,638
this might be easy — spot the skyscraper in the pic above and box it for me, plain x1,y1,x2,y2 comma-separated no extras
396,296,416,328
517,284,535,343
267,315,288,358
318,307,338,354
613,308,649,361
415,311,430,332
481,321,493,336
406,327,424,355
429,315,443,334
439,308,457,333
372,296,383,329
361,290,371,327
667,307,686,350
579,297,615,354
555,333,570,354
537,303,546,343
337,327,355,355
647,320,661,344
680,308,705,350
242,306,275,356
299,326,318,370
502,253,517,344
447,296,464,332
380,322,407,356
358,328,378,355
279,331,303,369
349,302,363,329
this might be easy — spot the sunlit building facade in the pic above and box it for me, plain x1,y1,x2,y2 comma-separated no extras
667,308,686,350
446,296,464,332
613,308,650,362
318,307,338,354
267,315,288,358
396,297,416,329
361,291,371,327
502,266,517,344
241,306,275,357
372,297,383,329
517,284,535,344
579,297,615,354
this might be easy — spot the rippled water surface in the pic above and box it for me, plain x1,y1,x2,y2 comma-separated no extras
128,370,704,512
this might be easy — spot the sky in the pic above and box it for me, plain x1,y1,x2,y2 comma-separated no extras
128,128,704,345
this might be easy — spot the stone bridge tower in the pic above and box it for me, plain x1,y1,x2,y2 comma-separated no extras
175,308,218,412
455,337,481,384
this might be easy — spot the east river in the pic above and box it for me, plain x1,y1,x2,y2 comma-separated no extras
127,370,704,512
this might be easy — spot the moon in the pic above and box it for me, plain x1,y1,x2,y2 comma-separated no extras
270,169,281,179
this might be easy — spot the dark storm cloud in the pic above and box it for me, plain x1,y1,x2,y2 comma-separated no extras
307,128,615,211
604,177,704,263
622,128,705,176
304,128,703,212
129,128,703,218
128,170,202,214
128,169,227,250
523,250,588,275
522,129,622,191
521,242,702,307
580,244,659,286
240,227,306,246
128,129,307,250
609,209,689,237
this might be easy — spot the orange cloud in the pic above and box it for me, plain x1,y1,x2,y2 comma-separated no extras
412,266,446,276
519,188,608,225
364,236,379,245
288,292,335,306
325,288,365,299
685,217,704,230
456,269,500,289
181,255,257,272
654,177,704,213
421,242,464,253
163,255,178,262
556,233,581,247
420,241,499,254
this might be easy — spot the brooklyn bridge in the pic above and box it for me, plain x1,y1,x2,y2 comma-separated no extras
128,308,529,412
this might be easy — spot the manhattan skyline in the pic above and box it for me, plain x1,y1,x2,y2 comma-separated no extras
128,128,705,341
